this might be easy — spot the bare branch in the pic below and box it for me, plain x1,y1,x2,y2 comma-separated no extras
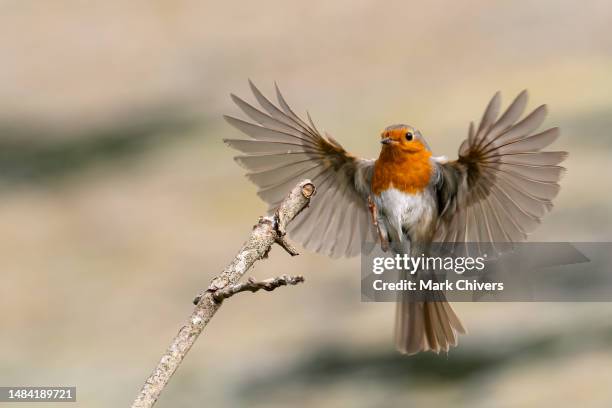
131,180,315,408
275,235,300,256
211,275,305,303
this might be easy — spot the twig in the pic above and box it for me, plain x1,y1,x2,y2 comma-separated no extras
210,275,305,303
131,180,315,408
275,235,300,256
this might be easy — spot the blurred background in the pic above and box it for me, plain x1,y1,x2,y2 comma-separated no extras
1,1,611,407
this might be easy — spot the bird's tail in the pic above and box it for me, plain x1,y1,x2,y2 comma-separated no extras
394,272,466,355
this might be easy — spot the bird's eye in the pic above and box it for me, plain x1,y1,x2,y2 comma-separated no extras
405,132,413,141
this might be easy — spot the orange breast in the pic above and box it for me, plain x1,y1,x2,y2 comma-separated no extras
371,148,434,195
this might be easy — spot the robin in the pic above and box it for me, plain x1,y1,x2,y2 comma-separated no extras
223,81,567,355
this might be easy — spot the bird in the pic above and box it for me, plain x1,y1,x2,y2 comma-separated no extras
223,81,567,355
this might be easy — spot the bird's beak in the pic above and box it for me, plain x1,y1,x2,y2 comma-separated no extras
381,137,394,145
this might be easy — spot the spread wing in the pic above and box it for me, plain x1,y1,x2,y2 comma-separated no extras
224,81,377,258
434,90,567,254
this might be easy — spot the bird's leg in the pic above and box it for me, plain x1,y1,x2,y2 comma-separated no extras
368,195,389,252
367,195,378,227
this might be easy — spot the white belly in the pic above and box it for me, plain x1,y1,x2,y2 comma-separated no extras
373,187,436,247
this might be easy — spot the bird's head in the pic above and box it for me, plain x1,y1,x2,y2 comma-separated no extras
379,124,430,154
